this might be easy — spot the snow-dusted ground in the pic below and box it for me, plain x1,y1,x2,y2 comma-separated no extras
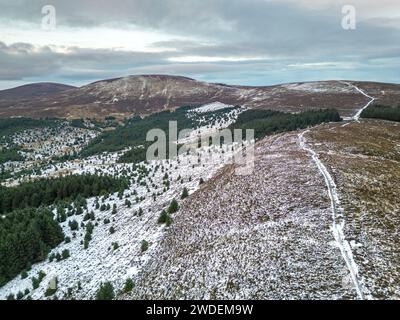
191,102,235,113
125,132,358,299
306,120,400,299
295,84,378,299
0,142,244,300
1,123,99,186
0,107,253,300
298,130,369,299
180,106,244,145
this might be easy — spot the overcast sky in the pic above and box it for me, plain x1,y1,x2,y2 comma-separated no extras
0,0,399,89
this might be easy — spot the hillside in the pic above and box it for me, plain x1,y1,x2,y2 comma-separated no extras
124,120,400,300
0,76,399,119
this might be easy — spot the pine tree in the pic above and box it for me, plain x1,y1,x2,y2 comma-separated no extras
96,282,115,300
181,187,189,199
167,199,179,214
141,240,149,252
123,278,134,293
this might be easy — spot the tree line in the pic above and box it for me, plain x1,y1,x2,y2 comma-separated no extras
361,104,400,122
0,147,23,164
0,208,64,286
230,109,342,140
0,117,58,138
0,174,129,215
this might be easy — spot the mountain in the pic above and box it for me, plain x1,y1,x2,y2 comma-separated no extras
0,75,399,119
0,83,75,100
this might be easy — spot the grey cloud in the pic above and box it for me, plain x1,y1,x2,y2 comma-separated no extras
0,0,399,86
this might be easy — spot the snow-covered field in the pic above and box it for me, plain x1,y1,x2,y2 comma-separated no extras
191,102,235,113
0,107,252,300
0,141,245,300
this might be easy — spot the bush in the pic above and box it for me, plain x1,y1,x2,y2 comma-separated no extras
181,187,189,199
16,291,24,300
158,210,172,226
123,278,134,293
62,249,70,260
141,240,149,253
167,199,179,214
95,282,115,300
69,220,79,231
32,277,40,289
109,226,115,234
158,210,168,224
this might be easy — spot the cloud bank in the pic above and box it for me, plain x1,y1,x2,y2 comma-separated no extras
0,0,399,89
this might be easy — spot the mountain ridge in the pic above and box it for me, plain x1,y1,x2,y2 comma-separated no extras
0,75,399,120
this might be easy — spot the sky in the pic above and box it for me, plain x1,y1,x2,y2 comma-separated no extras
0,0,399,89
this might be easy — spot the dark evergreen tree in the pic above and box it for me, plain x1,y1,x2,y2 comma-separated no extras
95,282,115,300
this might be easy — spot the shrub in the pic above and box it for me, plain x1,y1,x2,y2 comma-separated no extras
62,249,70,260
167,199,179,214
158,210,172,226
123,278,134,293
69,220,79,231
181,187,189,199
32,277,40,289
95,282,115,300
141,240,149,253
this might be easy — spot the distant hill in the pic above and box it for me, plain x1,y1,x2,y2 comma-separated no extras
0,75,399,120
0,83,75,99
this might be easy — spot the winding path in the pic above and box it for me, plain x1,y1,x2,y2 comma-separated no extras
340,81,376,121
298,82,375,299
